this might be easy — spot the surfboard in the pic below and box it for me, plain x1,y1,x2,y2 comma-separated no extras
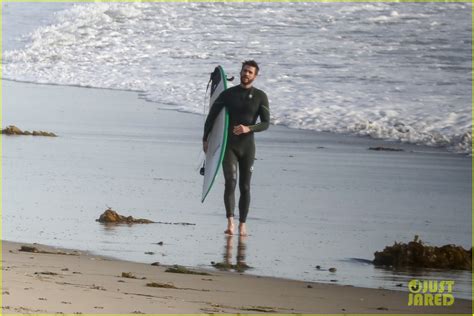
201,66,229,203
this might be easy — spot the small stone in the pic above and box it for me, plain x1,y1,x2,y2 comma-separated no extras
328,267,337,273
315,265,321,270
151,262,160,266
307,285,313,288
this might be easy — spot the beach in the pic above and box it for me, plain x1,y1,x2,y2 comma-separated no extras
2,2,472,313
2,80,472,313
2,241,472,314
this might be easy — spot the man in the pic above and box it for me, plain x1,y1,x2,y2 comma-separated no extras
203,60,270,236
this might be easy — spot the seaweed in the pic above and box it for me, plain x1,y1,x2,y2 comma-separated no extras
165,265,211,276
373,235,471,270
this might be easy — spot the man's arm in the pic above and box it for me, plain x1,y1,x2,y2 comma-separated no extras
202,95,225,151
248,92,270,133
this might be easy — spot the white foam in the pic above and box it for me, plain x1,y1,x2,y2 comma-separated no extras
3,2,472,154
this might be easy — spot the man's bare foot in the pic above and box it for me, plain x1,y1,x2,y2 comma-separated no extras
224,217,234,235
238,222,248,236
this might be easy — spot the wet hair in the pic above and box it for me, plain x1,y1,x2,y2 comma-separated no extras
241,60,260,75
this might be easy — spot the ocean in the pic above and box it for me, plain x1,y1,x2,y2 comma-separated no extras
3,2,472,153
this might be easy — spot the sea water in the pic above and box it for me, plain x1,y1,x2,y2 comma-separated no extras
3,2,472,153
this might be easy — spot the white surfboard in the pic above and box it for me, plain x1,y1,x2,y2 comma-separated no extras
202,66,229,203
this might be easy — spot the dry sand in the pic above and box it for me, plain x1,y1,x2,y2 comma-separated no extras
2,241,471,314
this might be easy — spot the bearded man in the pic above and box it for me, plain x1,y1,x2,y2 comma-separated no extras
203,60,270,236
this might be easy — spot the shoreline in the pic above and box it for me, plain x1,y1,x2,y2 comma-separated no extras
2,240,472,314
2,78,467,157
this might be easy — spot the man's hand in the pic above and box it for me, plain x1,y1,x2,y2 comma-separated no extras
202,140,208,153
233,125,251,135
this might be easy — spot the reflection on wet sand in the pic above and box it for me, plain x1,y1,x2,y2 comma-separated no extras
212,235,251,273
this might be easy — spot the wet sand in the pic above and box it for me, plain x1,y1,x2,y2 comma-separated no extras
2,80,472,312
2,241,472,314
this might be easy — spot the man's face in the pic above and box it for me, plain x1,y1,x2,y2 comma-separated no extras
240,65,257,86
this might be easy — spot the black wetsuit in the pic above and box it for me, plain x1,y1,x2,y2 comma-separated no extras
203,85,270,223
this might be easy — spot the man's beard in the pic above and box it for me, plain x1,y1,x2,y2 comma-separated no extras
240,75,254,86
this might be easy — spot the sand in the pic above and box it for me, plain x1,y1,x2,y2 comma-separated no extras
2,241,472,314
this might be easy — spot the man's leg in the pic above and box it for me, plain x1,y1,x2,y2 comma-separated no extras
238,140,255,236
222,148,238,234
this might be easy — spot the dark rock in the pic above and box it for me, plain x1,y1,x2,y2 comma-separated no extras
151,262,160,266
328,267,337,273
315,265,321,270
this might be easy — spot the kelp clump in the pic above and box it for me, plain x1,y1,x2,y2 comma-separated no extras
96,208,154,224
2,125,57,137
373,235,471,270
